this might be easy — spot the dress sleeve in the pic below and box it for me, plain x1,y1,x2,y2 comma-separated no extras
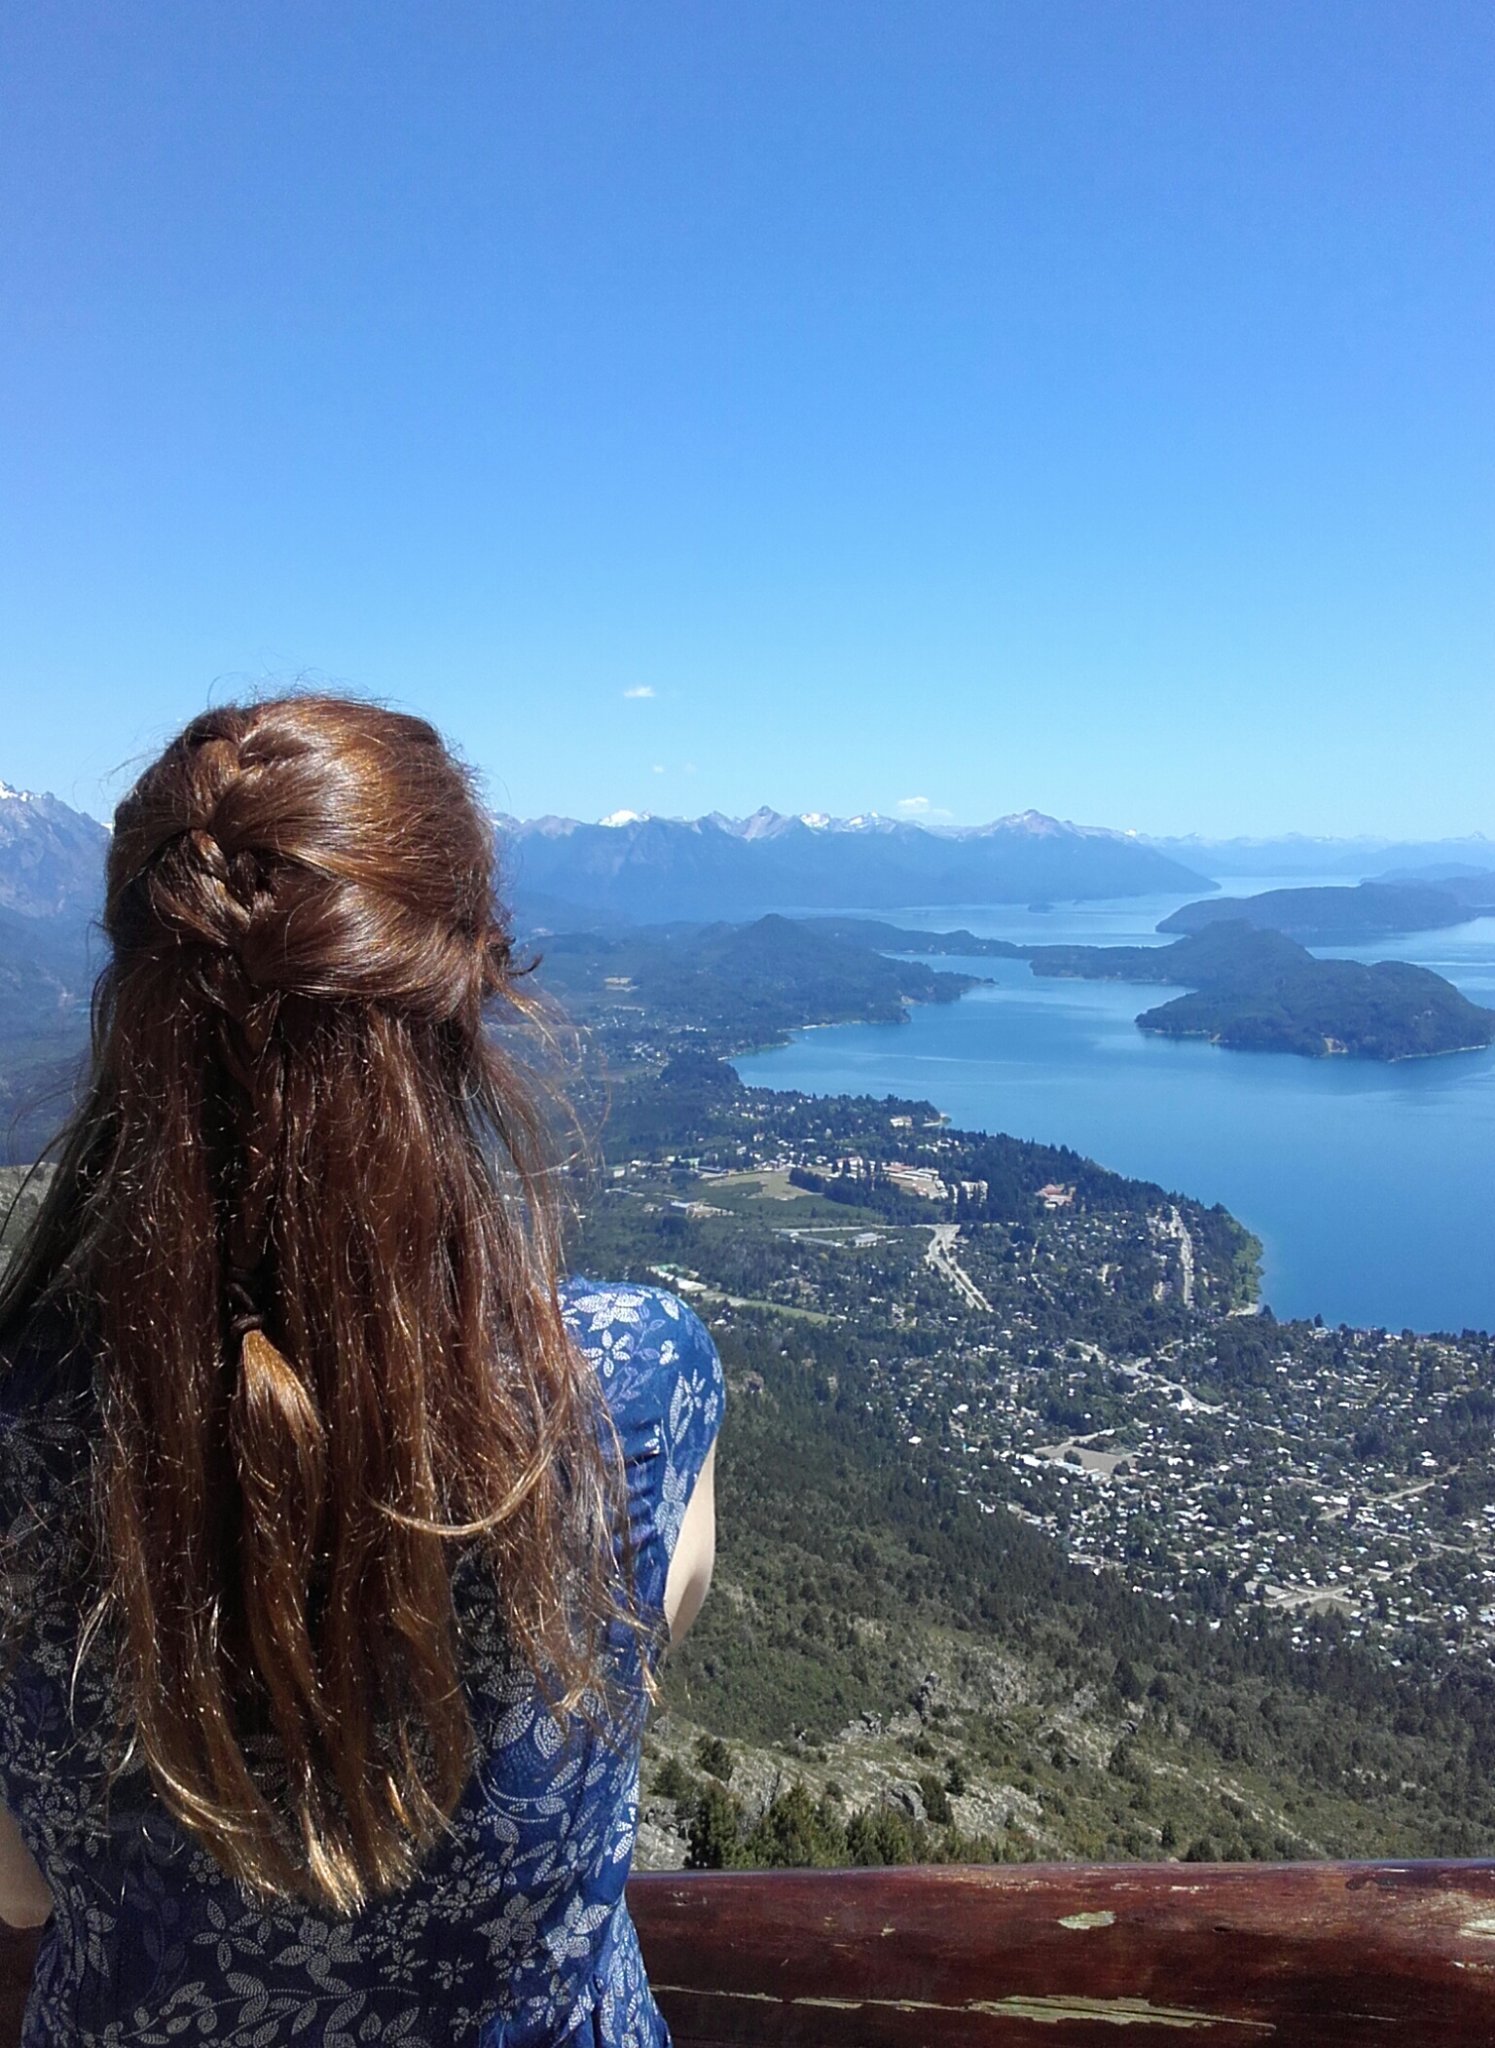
563,1283,725,1630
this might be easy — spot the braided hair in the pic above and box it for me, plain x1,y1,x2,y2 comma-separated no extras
0,695,632,1912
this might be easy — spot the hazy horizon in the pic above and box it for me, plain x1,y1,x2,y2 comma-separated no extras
7,764,1495,856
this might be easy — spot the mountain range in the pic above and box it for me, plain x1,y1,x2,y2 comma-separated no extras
0,785,1223,935
9,778,1495,929
497,806,1215,924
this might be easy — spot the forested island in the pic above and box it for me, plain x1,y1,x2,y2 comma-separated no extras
1158,878,1495,945
1029,921,1495,1060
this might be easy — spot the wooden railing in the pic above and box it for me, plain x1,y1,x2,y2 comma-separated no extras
4,1860,1495,2042
628,1861,1495,2045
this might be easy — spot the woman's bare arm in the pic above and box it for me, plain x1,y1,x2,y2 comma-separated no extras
663,1442,717,1646
0,1806,51,1929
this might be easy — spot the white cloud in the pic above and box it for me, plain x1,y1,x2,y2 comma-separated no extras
651,763,665,774
895,794,954,821
896,795,931,813
623,685,655,700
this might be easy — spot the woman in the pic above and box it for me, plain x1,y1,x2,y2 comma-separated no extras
0,694,721,2044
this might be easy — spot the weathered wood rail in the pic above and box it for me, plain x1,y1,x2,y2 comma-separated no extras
628,1862,1495,2045
2,1860,1495,2042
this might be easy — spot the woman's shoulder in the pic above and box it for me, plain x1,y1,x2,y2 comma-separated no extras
560,1276,724,1457
561,1275,713,1350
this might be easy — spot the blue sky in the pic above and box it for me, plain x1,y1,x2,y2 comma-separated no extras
2,1,1490,837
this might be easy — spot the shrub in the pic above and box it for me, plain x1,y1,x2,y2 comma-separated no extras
916,1772,954,1825
652,1755,696,1803
687,1781,746,1869
694,1735,736,1783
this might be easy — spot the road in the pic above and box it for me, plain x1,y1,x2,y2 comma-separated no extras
924,1223,993,1313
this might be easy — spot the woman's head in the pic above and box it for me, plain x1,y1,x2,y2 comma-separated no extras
1,692,628,1914
108,695,507,1027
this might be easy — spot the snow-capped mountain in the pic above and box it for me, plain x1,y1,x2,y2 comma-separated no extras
497,807,1216,925
0,783,110,919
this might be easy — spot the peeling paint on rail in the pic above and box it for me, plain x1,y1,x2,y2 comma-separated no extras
972,1997,1274,2030
655,1985,1276,2030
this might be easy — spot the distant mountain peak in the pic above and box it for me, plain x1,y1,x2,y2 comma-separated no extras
512,812,582,839
969,809,1092,840
738,806,797,840
703,807,820,840
599,809,651,828
1003,808,1064,830
0,781,110,918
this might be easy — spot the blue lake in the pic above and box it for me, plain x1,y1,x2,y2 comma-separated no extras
733,879,1495,1337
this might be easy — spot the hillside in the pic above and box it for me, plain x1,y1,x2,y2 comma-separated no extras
533,914,985,1046
798,917,1027,959
559,1084,1495,1872
0,907,94,1163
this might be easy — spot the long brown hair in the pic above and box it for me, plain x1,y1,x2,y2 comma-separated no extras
0,693,629,1913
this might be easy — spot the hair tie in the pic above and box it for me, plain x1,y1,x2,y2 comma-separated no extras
226,1273,265,1341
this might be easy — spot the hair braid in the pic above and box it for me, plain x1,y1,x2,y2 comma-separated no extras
161,732,289,1332
170,738,343,1878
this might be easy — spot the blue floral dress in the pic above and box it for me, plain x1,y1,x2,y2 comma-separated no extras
0,1280,724,2047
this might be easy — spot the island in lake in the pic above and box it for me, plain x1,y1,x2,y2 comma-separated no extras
1158,877,1495,945
1029,921,1495,1061
790,915,1495,1062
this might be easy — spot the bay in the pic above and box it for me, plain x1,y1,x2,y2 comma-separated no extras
733,877,1495,1336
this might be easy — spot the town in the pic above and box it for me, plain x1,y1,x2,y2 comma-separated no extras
583,1074,1495,1681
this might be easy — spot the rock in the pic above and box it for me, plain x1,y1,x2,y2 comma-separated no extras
888,1781,927,1823
632,1817,689,1872
638,1798,687,1835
